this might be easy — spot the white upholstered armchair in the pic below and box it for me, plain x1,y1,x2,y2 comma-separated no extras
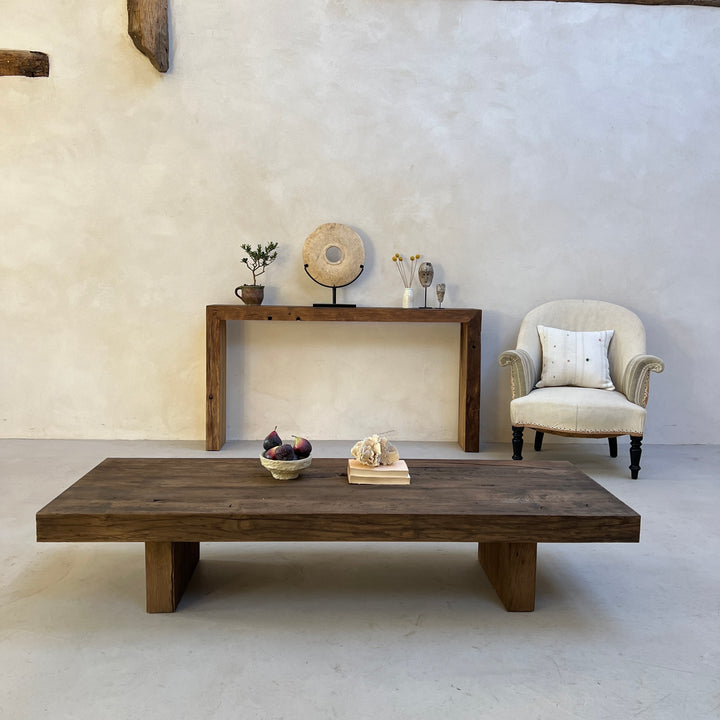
498,299,664,478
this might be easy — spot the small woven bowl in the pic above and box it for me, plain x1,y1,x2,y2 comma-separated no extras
259,453,312,480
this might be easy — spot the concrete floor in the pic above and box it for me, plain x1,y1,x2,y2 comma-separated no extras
1,439,718,719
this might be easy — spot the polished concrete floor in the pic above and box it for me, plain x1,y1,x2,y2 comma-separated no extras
1,439,718,719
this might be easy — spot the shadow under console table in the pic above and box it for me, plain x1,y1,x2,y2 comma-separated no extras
206,305,482,451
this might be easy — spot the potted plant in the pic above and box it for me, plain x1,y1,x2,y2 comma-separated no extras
235,242,278,305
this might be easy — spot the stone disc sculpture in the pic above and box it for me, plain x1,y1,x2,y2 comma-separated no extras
302,223,365,287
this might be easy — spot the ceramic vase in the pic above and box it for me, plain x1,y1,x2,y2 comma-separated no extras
235,285,264,305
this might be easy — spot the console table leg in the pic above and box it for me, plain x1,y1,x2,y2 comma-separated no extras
478,542,536,612
206,310,227,450
458,314,481,452
145,541,200,613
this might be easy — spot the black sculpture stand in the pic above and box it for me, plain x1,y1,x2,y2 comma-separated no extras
304,264,364,307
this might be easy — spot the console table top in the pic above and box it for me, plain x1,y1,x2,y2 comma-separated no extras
207,305,482,324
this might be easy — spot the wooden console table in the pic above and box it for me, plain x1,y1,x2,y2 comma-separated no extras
206,305,482,451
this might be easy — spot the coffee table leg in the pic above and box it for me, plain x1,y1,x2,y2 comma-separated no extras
478,542,537,612
145,541,200,613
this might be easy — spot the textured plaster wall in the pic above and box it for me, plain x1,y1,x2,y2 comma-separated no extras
2,0,719,443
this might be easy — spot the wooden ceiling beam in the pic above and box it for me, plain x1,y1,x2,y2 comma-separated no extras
0,50,49,77
128,0,169,73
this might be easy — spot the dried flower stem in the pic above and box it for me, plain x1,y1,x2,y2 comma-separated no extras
392,253,421,288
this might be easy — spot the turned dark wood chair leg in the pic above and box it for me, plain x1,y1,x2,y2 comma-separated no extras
629,435,642,479
534,431,544,452
512,426,524,461
608,437,618,458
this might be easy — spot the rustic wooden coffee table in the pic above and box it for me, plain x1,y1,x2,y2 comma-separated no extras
36,458,640,613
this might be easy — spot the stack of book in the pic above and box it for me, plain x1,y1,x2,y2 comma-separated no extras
346,459,410,485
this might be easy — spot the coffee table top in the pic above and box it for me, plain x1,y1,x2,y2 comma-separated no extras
36,458,640,544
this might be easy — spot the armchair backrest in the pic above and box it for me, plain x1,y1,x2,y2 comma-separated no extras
517,299,647,389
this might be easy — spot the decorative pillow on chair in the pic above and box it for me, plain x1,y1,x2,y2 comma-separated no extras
536,325,615,390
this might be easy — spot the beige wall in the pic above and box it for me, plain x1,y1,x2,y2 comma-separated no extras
2,0,718,443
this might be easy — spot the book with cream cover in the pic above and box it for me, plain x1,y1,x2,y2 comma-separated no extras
347,459,410,484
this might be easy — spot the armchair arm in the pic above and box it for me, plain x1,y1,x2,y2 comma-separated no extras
621,354,665,407
498,349,537,400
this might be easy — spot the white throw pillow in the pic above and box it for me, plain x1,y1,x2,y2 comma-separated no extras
536,325,615,390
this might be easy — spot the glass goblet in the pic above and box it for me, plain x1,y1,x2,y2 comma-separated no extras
435,283,446,309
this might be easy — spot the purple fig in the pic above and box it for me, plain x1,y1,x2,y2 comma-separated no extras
292,435,312,459
264,445,279,459
273,443,296,461
263,426,282,451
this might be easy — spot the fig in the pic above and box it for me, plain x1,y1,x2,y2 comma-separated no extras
292,435,312,459
272,443,296,461
263,426,282,451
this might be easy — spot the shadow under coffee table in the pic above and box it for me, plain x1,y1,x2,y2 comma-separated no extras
36,458,640,613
